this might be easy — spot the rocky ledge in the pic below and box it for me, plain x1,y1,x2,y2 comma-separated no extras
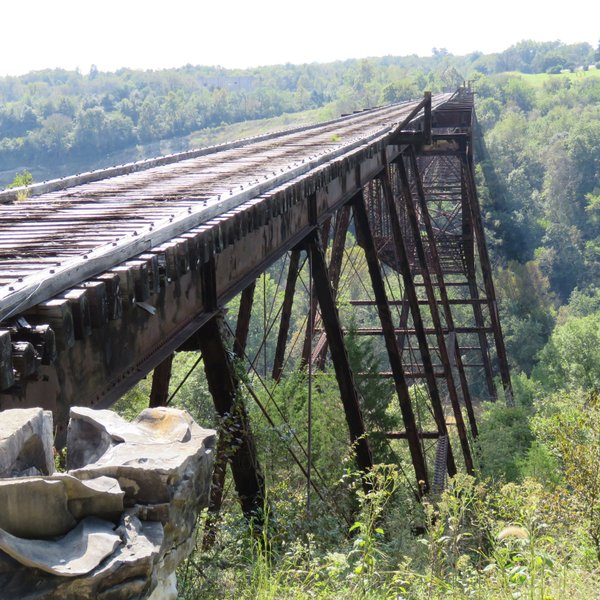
0,406,215,599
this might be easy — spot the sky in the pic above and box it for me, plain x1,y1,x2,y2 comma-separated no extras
1,0,598,76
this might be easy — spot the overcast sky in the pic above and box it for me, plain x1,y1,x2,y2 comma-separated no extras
1,0,598,76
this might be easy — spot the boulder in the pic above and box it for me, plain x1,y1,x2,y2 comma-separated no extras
68,406,215,505
0,514,163,598
0,408,54,477
0,474,124,538
0,405,215,599
0,516,121,577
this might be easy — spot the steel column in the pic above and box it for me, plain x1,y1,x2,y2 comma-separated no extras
304,230,374,475
272,250,301,382
149,354,173,407
352,190,431,490
461,172,497,398
407,148,478,438
302,220,331,365
234,280,256,359
379,158,469,475
461,155,514,405
197,314,266,519
314,204,351,368
392,155,473,473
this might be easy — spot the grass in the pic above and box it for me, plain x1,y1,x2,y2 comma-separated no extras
187,104,339,149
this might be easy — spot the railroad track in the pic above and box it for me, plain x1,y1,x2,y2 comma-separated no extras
0,94,451,322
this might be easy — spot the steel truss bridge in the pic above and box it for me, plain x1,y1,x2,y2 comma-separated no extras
0,87,512,516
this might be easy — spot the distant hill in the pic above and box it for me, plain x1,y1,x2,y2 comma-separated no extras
1,39,596,187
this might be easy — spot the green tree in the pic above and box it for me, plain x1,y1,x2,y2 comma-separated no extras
533,311,600,391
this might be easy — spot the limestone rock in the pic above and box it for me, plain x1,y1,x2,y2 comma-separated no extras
66,407,147,470
69,406,215,505
0,516,121,576
0,408,54,477
0,478,75,538
0,406,215,600
0,474,124,538
147,571,177,600
0,514,162,598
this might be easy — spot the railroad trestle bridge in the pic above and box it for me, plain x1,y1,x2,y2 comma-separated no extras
0,87,512,516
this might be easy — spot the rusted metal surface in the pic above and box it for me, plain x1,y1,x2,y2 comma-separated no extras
197,314,266,518
352,190,430,490
0,88,512,493
304,230,374,475
149,354,174,407
272,250,301,382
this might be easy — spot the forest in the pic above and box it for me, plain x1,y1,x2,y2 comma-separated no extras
3,39,600,598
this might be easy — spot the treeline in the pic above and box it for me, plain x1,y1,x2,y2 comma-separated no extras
1,40,597,183
473,69,600,382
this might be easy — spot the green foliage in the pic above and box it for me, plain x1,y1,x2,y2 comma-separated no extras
476,403,534,481
478,68,599,306
495,261,556,373
531,390,600,561
533,311,600,391
6,169,33,199
7,169,33,188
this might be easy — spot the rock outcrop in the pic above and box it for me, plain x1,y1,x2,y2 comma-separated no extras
0,406,215,599
0,407,54,477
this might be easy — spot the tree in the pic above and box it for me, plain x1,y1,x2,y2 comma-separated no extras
495,261,556,373
536,224,585,301
533,311,600,391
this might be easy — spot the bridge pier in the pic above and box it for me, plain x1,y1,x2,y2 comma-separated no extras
393,154,474,474
352,190,430,491
303,230,374,477
197,314,266,521
149,354,174,407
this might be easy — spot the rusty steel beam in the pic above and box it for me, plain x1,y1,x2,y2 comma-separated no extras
349,299,488,306
149,353,174,408
377,159,460,476
396,290,411,354
314,204,352,369
233,281,256,360
272,250,301,382
302,219,331,366
352,190,430,490
424,91,432,145
461,170,497,399
466,277,496,398
304,230,374,476
406,148,478,439
197,314,266,519
386,431,440,440
461,155,513,405
203,282,257,548
330,326,493,335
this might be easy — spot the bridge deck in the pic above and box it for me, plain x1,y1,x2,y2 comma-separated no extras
0,95,450,321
